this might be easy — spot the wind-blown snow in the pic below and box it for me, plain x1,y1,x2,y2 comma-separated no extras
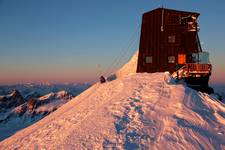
115,50,138,78
0,72,225,149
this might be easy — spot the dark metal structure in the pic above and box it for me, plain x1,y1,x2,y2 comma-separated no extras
137,8,201,73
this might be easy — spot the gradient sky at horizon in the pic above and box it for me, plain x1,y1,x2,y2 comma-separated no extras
0,0,225,85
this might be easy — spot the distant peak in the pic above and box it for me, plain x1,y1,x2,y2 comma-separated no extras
10,90,22,98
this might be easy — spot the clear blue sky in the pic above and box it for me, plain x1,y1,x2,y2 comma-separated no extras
0,0,224,84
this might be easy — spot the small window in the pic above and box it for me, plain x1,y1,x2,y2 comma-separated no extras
168,35,175,43
145,56,152,63
168,56,175,63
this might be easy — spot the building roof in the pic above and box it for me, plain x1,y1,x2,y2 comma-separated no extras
143,7,200,17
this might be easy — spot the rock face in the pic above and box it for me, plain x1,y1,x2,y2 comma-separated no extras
25,92,41,100
0,90,25,110
0,89,75,141
27,99,36,112
14,104,27,116
1,90,74,118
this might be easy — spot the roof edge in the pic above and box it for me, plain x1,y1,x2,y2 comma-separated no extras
143,7,200,16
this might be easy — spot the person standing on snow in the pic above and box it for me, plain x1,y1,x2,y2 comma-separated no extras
100,76,106,83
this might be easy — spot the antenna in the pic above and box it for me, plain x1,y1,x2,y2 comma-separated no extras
161,7,164,32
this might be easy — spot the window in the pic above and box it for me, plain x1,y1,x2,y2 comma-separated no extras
168,35,175,43
178,54,186,64
168,56,175,63
145,56,152,63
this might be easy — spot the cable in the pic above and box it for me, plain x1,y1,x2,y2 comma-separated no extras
102,24,140,77
109,35,138,75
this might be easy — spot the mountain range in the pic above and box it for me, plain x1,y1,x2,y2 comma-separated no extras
0,83,90,141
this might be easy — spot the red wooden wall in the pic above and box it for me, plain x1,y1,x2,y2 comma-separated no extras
137,8,201,73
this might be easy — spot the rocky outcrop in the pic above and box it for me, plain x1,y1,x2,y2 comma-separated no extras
0,90,25,110
27,99,37,112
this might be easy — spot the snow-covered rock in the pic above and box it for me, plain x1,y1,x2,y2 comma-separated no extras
38,92,55,101
24,91,41,100
1,73,224,149
0,90,25,110
0,90,74,141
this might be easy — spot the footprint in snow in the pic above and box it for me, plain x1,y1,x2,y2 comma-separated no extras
130,97,141,103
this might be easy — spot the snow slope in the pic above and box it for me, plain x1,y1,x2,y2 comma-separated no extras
0,73,225,149
115,50,138,78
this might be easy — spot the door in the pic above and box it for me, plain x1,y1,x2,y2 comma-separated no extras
178,54,186,64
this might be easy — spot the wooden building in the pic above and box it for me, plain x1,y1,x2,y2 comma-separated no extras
137,8,202,73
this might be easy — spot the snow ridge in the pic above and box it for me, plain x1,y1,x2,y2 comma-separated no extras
1,73,225,149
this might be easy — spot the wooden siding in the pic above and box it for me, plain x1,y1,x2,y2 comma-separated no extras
137,8,200,73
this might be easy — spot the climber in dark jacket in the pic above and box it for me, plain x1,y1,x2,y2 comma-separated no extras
100,76,106,83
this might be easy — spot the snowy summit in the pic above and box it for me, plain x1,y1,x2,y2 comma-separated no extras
0,71,225,149
0,51,224,149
